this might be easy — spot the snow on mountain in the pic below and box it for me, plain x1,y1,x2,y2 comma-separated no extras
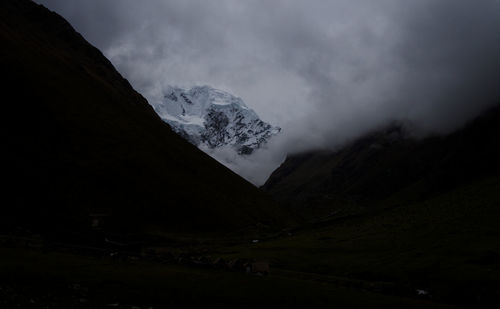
153,85,281,155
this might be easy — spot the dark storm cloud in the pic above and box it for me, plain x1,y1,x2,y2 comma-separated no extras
392,0,500,132
35,0,500,183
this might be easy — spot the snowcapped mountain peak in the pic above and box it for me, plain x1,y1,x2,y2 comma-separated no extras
153,85,280,155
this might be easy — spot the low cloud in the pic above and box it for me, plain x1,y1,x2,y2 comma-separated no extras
37,0,500,181
200,138,287,186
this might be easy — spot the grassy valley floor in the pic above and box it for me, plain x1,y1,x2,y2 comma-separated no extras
221,175,500,307
0,246,456,308
2,175,499,308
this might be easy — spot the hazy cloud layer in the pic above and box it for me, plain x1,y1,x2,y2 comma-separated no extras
36,0,500,184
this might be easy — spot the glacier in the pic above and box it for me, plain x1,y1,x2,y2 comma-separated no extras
152,85,281,155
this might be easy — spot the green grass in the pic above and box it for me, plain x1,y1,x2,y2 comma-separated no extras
0,247,457,308
1,2,498,308
219,175,500,307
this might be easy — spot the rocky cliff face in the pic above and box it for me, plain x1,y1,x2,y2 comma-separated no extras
153,86,280,155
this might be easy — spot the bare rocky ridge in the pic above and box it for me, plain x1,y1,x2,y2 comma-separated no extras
153,85,281,155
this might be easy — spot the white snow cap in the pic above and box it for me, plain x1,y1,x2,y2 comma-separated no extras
153,85,281,155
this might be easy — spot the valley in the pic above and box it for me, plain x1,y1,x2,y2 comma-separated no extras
1,0,499,307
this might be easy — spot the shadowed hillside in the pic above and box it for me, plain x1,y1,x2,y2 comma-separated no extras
263,108,500,219
0,0,289,238
257,108,500,307
1,1,499,307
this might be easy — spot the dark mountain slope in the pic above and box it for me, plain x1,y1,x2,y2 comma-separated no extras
0,0,288,236
263,106,500,218
257,111,500,306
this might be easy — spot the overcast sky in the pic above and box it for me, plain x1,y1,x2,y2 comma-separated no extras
36,0,500,184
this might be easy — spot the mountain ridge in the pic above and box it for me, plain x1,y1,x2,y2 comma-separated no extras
262,105,500,218
153,85,281,155
0,0,290,237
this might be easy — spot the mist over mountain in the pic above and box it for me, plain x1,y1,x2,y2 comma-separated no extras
263,107,500,219
152,85,282,184
35,0,500,173
0,0,288,235
3,1,500,307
